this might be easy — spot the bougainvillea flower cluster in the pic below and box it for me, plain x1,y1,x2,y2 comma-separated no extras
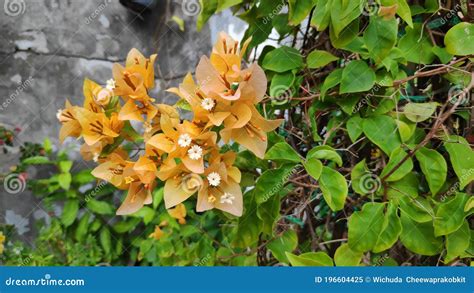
58,32,282,217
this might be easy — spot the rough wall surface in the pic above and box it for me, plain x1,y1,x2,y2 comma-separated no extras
0,0,226,243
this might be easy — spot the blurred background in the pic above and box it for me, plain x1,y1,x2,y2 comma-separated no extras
0,0,246,244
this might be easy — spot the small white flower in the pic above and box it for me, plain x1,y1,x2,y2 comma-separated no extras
201,98,215,111
106,79,116,90
187,145,203,160
220,192,235,204
178,133,192,147
207,172,221,187
56,109,63,120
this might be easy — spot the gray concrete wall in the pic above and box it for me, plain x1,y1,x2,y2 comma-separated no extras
0,0,242,243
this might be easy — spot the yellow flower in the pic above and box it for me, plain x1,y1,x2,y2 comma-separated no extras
149,225,165,240
83,78,112,109
57,100,82,143
91,152,132,189
167,203,187,224
125,48,157,90
196,151,242,216
210,32,251,81
75,108,120,146
118,99,158,122
116,180,154,215
220,104,282,158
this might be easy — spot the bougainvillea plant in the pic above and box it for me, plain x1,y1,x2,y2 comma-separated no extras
58,33,281,217
53,0,474,267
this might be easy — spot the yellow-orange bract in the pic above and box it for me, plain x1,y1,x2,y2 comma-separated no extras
58,32,281,217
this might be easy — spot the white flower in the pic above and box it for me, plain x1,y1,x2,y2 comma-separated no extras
207,172,221,187
178,133,192,147
106,79,116,90
220,192,235,204
187,145,203,160
56,109,63,120
201,98,215,111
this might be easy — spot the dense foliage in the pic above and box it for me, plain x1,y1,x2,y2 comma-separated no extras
1,0,473,266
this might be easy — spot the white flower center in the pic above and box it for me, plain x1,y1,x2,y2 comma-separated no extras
106,79,116,90
207,172,221,187
187,145,203,160
220,192,235,204
178,133,192,147
201,98,215,111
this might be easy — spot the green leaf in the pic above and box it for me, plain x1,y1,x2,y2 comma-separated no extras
398,195,434,223
311,0,332,31
319,166,348,211
415,147,447,195
262,46,303,73
395,117,416,142
308,102,322,141
329,19,360,49
350,160,372,195
400,212,443,256
330,0,362,37
267,230,298,263
380,147,413,182
307,50,339,69
348,202,385,252
398,24,435,64
286,252,333,266
444,141,474,189
363,115,401,155
234,192,262,248
170,15,185,31
373,202,402,253
100,227,112,256
257,193,281,236
59,160,73,173
22,156,51,165
445,221,470,262
197,0,218,31
307,145,342,166
75,212,90,241
303,157,323,180
320,68,342,98
265,141,301,163
444,22,474,56
364,15,398,62
288,0,314,25
340,60,376,94
381,0,413,27
346,115,363,143
57,173,72,190
404,102,438,122
434,193,469,236
270,71,295,97
216,0,242,12
334,243,363,266
255,165,296,204
387,172,419,202
432,46,453,64
86,199,115,215
61,199,79,227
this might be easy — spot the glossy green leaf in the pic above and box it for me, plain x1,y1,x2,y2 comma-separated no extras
400,212,443,256
373,202,402,253
255,165,296,204
444,22,474,56
404,102,438,122
340,60,376,94
320,68,342,98
307,50,339,69
61,199,79,227
415,147,447,195
270,71,295,97
303,157,323,180
265,141,302,163
288,0,314,25
334,243,363,266
330,0,362,37
398,195,434,223
387,172,419,202
86,199,115,215
363,115,401,155
286,252,333,266
197,0,218,31
398,24,435,64
262,46,304,72
319,166,348,211
364,15,398,62
445,221,470,262
267,230,298,263
380,147,413,182
347,115,363,143
434,193,469,236
348,202,385,252
444,141,474,189
100,227,112,256
307,145,342,166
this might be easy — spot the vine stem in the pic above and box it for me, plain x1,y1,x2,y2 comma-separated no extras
381,72,474,182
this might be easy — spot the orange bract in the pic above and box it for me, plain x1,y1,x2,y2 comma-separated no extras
58,32,280,217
